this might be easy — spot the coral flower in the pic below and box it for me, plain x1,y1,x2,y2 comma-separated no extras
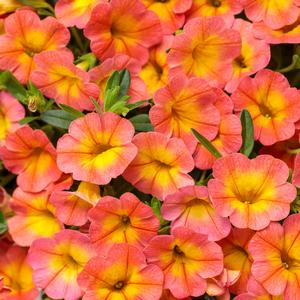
241,0,299,29
160,290,191,299
55,0,105,29
31,51,99,111
0,244,38,300
194,89,242,170
144,226,223,298
0,126,62,192
8,188,63,247
88,192,159,252
141,0,192,34
84,0,162,64
57,112,137,185
248,214,300,298
161,185,231,241
292,153,300,187
185,0,243,26
28,230,95,300
0,91,25,144
149,74,219,152
225,19,270,93
232,69,300,146
218,228,255,294
78,243,164,300
0,9,70,84
89,54,149,104
167,16,241,88
208,153,296,230
123,132,194,200
50,181,101,226
0,0,22,15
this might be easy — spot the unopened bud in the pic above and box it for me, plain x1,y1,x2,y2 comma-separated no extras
28,95,38,112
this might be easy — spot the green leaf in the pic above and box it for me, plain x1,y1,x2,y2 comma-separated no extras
191,128,222,159
119,69,131,97
19,116,40,125
18,0,54,12
240,110,254,157
40,110,78,129
90,97,102,114
130,114,154,132
105,71,120,92
0,71,28,104
151,197,168,227
59,104,85,118
0,212,7,235
126,100,149,111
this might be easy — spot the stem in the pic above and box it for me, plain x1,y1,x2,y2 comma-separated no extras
286,147,300,154
197,170,207,185
71,28,85,54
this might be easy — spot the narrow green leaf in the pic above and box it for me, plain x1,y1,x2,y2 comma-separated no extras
0,212,7,235
119,69,131,97
191,128,222,158
240,109,254,157
130,114,154,132
19,116,40,125
126,100,148,111
40,110,78,129
59,104,85,118
105,71,120,92
90,97,102,114
150,197,168,227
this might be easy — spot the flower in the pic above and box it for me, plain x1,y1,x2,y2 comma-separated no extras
0,9,70,83
0,126,62,192
78,243,164,300
84,0,162,64
232,69,300,145
161,185,231,241
0,91,25,144
31,51,99,111
28,229,95,300
149,74,219,152
8,188,63,246
123,132,194,200
144,226,223,298
248,214,300,298
208,153,296,230
167,16,241,88
57,112,137,185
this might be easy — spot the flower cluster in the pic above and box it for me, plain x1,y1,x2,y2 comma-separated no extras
1,0,300,299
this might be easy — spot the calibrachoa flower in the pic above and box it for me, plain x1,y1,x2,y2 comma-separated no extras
0,243,39,300
89,54,149,104
141,0,192,34
168,16,241,88
149,74,219,152
144,226,224,298
0,91,25,144
218,228,255,294
0,186,10,217
8,188,63,246
248,214,300,298
55,0,105,29
31,51,99,111
57,112,137,185
28,229,95,300
208,153,296,230
0,0,22,15
78,243,164,300
88,192,159,252
50,181,100,226
0,9,70,84
194,89,242,170
0,126,62,192
232,69,300,145
292,153,300,187
84,0,162,64
161,185,231,241
160,290,191,299
225,19,270,93
123,132,194,200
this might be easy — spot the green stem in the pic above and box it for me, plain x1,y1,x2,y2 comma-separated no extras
71,28,85,54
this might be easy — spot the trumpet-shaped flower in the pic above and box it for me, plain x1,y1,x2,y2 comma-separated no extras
8,188,63,246
88,192,159,252
144,226,223,298
149,75,219,152
0,244,38,300
78,243,164,300
168,16,241,88
84,0,162,64
160,290,191,299
248,214,300,298
28,230,95,300
123,132,194,200
161,185,231,241
232,69,300,145
208,153,296,230
50,181,100,226
31,51,99,111
0,91,25,144
0,9,70,84
55,0,105,29
57,112,137,185
0,126,62,192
